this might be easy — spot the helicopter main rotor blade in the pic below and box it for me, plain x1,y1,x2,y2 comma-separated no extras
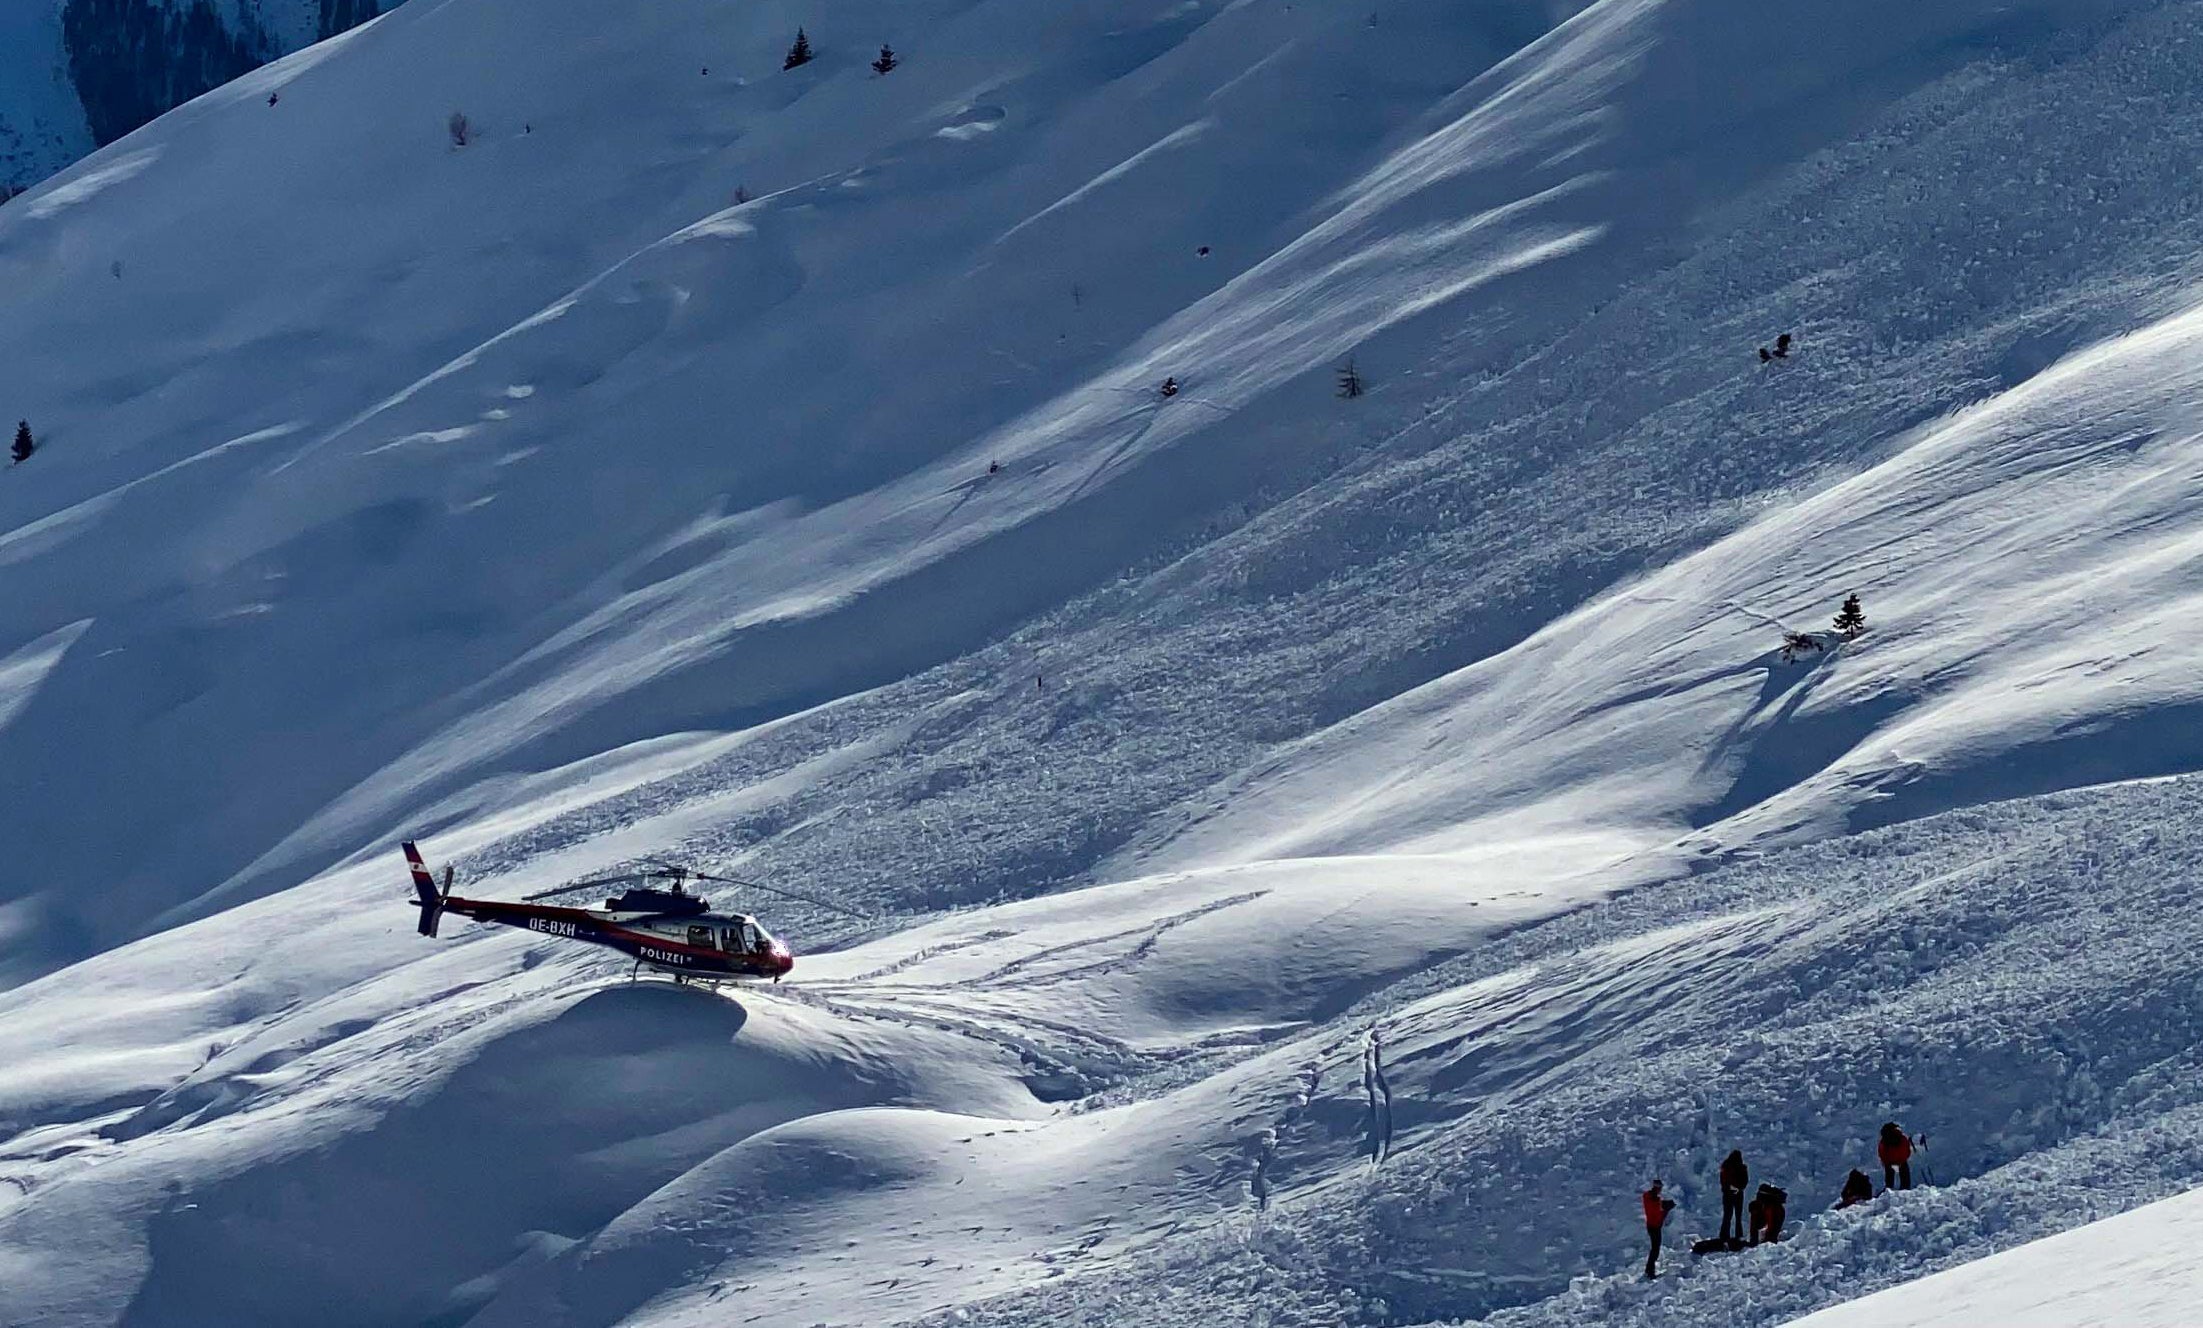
519,871,653,903
520,861,868,920
678,869,873,920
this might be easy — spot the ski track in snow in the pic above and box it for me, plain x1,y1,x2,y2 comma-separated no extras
1363,1026,1394,1169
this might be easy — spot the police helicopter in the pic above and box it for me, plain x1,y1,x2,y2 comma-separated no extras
402,841,864,983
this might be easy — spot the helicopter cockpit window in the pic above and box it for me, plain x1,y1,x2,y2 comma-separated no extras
687,925,714,950
740,922,765,952
721,926,742,952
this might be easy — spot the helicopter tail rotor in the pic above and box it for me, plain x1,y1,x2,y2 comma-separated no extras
402,841,448,938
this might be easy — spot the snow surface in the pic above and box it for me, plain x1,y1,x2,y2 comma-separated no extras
1782,1186,2203,1328
9,0,2203,1324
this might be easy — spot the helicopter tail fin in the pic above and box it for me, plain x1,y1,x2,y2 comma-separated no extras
402,841,446,938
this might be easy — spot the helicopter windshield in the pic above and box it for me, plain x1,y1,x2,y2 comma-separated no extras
722,921,767,953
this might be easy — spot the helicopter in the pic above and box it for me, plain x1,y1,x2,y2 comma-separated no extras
402,841,863,983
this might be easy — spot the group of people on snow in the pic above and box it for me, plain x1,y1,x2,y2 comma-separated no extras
1639,1122,1917,1278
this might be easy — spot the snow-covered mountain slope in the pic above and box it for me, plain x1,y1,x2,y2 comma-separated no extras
4,0,1628,974
917,776,2203,1328
11,0,2203,1323
14,763,2203,1327
1782,1185,2203,1328
0,0,392,192
12,0,2188,978
1149,293,2203,878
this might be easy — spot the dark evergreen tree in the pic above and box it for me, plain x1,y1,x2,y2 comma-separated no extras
1833,593,1867,639
61,0,265,147
1336,357,1365,399
872,44,897,74
783,28,814,69
53,0,381,150
12,421,34,463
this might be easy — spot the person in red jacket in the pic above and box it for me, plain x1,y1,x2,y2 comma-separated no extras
1718,1149,1749,1244
1753,1184,1788,1243
1641,1179,1677,1279
1878,1122,1914,1192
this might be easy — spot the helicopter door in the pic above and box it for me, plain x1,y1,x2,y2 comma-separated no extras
687,925,715,950
721,926,742,952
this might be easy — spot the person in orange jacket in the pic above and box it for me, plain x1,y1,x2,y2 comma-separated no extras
1642,1179,1677,1278
1718,1149,1749,1243
1878,1122,1914,1192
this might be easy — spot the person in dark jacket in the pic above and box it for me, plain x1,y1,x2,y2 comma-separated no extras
1836,1168,1874,1208
1753,1184,1788,1243
1718,1150,1749,1243
1879,1122,1914,1192
1641,1179,1676,1278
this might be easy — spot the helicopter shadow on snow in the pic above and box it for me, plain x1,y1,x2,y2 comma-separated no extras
114,982,769,1328
555,974,754,1028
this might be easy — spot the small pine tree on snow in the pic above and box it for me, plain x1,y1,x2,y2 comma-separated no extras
11,420,33,464
448,110,470,147
1336,357,1365,399
872,44,897,74
1779,631,1822,663
1833,593,1867,639
784,28,814,70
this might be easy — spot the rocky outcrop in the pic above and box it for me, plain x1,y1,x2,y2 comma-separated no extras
62,0,266,147
56,0,388,152
320,0,384,42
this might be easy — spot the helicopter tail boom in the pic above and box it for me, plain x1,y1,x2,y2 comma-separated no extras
402,841,447,938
